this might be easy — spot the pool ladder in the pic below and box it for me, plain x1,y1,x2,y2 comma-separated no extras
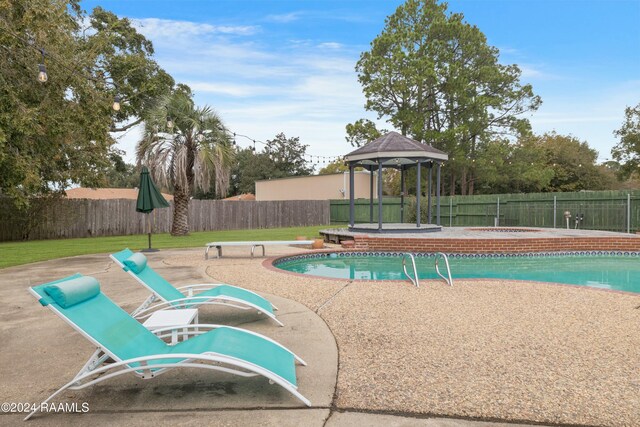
402,252,453,288
434,252,454,286
402,253,420,287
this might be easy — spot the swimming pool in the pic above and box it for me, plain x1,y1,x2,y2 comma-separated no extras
273,251,640,293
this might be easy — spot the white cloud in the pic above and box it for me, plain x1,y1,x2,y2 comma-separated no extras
532,115,621,125
518,64,560,80
297,56,355,73
519,65,545,79
132,18,259,39
187,81,274,97
264,12,302,23
318,42,343,50
497,46,521,56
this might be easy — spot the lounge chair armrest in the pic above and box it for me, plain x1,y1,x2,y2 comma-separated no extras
175,283,221,291
177,283,273,303
133,297,215,319
133,300,185,319
149,324,223,335
175,284,222,296
133,297,253,320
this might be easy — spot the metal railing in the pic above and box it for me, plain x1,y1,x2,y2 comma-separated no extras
435,252,453,286
402,253,419,288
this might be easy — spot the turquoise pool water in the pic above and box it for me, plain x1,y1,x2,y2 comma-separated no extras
275,252,640,293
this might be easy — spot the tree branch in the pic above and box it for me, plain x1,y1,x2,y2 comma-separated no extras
111,118,143,132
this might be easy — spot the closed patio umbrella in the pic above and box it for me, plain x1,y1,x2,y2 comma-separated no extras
136,166,170,252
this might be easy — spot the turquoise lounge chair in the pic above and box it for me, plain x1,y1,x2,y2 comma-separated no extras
26,274,310,420
110,249,282,326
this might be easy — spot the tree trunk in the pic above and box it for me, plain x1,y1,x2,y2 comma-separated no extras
449,172,456,196
171,188,190,236
460,167,467,196
442,173,447,197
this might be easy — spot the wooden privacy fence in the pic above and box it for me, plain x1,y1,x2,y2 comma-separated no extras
330,190,640,233
0,199,330,241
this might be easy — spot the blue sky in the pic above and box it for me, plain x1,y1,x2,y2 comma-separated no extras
81,0,640,165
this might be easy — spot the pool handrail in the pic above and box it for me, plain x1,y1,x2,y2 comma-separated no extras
402,253,420,288
435,252,453,286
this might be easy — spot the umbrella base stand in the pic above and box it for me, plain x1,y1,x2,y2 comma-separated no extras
141,232,159,253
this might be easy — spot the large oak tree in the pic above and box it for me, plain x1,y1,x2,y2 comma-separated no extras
355,0,541,195
0,0,174,209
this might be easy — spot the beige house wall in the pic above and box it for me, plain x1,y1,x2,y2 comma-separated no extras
255,172,377,201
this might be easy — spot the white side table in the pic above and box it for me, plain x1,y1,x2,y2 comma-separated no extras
143,309,199,344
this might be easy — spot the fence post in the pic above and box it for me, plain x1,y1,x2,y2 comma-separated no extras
553,195,557,229
627,193,631,234
495,197,500,227
449,198,452,227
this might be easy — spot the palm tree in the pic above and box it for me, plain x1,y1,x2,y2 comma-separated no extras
137,93,234,236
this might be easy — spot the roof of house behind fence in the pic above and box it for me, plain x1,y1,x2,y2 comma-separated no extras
223,193,256,201
65,188,174,201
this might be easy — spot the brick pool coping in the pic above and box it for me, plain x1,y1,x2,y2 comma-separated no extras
320,226,640,253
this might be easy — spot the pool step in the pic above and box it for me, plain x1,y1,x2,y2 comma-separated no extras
341,240,355,249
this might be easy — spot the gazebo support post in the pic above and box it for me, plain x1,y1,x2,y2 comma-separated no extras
349,162,355,228
436,162,441,225
416,161,422,228
377,160,383,230
427,162,433,224
369,166,374,223
400,165,405,223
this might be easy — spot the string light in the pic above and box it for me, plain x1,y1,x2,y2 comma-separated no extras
1,24,121,110
112,94,121,111
216,126,346,166
37,48,47,83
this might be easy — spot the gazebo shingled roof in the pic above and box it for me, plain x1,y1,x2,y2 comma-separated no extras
345,131,447,163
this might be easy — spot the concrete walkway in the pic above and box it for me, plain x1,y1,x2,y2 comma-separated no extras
2,250,539,426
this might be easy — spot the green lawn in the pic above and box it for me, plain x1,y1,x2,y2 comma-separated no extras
0,226,327,269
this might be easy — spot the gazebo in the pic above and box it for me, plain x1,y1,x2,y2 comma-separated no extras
344,131,448,233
